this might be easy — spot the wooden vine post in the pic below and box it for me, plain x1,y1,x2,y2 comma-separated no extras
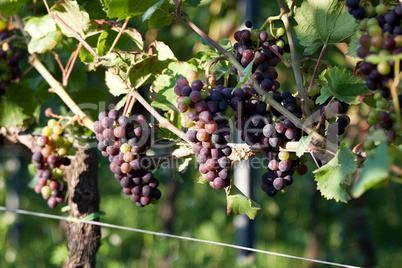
64,145,100,268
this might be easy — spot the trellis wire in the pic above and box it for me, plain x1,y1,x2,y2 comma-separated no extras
0,206,361,268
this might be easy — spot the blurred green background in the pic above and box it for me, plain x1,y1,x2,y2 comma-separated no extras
1,0,402,267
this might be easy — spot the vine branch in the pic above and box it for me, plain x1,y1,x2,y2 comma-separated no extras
29,55,94,132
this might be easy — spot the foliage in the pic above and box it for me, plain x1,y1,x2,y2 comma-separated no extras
0,0,402,267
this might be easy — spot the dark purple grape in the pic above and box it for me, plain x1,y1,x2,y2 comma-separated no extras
266,185,277,196
191,80,203,91
108,109,120,121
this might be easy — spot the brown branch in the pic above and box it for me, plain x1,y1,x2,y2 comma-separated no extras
107,17,129,54
63,43,82,87
29,55,94,132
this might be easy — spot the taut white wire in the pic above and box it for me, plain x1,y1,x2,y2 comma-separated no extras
0,206,361,268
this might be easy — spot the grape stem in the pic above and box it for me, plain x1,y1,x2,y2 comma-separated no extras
276,0,312,117
129,90,189,143
63,42,82,87
43,0,102,62
315,96,335,130
308,43,327,94
391,59,402,127
107,17,129,54
29,55,94,132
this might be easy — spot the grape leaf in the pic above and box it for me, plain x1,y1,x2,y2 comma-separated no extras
351,144,391,198
104,0,161,21
296,132,312,157
316,66,368,105
294,0,357,54
182,0,201,7
146,1,173,29
105,71,129,97
142,0,164,21
25,15,63,54
227,184,260,220
0,83,39,127
151,62,197,112
346,33,359,58
314,144,356,202
52,0,92,38
0,0,30,17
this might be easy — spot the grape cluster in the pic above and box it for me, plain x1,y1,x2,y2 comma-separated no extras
230,21,288,91
347,1,402,152
93,109,161,207
175,76,234,190
261,151,307,197
354,2,402,96
0,30,24,100
32,116,74,208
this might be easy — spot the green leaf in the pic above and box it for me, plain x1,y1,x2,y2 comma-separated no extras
294,0,357,54
351,144,391,198
296,132,312,157
182,0,201,7
25,15,63,54
178,157,192,173
151,62,197,112
147,1,173,29
105,71,129,97
100,41,176,89
52,0,92,38
346,33,359,58
235,57,255,89
142,0,164,21
0,0,30,17
314,144,356,202
0,83,39,127
227,185,261,220
105,0,161,21
316,66,368,105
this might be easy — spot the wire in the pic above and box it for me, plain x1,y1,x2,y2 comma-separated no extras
0,206,361,268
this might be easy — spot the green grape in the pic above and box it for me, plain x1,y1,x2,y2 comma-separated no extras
120,143,131,153
58,147,67,156
55,136,64,147
181,96,191,106
367,18,379,28
68,136,75,144
47,119,57,128
53,125,63,135
395,35,402,47
368,110,379,122
41,186,51,196
250,30,259,41
278,151,289,161
365,6,376,17
186,70,198,83
37,137,44,146
42,126,53,137
276,39,285,49
363,140,375,151
373,92,382,101
359,18,368,29
368,25,382,36
200,91,208,100
376,99,388,109
276,27,285,37
223,105,234,117
52,167,63,178
377,62,391,76
375,4,388,16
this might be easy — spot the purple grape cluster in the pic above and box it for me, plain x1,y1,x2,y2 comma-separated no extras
32,119,74,208
175,77,234,190
261,150,307,197
0,30,24,100
230,22,288,91
355,3,402,97
93,110,161,207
